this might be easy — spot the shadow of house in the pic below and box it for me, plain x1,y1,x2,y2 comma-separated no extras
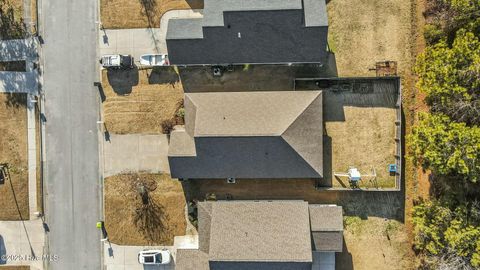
147,66,179,85
106,68,139,95
335,238,354,270
178,61,338,93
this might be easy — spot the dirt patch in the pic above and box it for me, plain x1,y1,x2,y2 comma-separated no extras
100,0,203,29
337,217,413,270
326,106,397,188
0,93,29,220
0,266,30,270
101,67,184,134
104,173,186,245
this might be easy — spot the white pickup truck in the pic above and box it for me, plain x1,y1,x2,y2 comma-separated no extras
99,54,134,70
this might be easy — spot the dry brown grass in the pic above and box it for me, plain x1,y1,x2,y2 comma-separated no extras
100,0,203,29
3,0,23,19
104,173,186,245
0,266,30,270
102,67,184,134
327,0,415,78
338,217,413,270
326,107,397,188
0,93,29,220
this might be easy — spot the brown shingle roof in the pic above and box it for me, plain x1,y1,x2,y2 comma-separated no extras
206,201,312,262
168,91,323,178
176,249,209,270
308,205,343,231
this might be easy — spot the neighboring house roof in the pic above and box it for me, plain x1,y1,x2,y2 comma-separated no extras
168,91,323,179
166,0,329,65
176,201,344,270
309,205,343,231
207,201,312,262
176,249,210,270
309,205,344,252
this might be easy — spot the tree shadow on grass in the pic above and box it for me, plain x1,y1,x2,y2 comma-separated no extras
4,92,27,108
0,2,27,40
139,0,157,29
134,196,170,244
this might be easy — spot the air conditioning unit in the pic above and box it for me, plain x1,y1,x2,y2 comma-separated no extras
212,66,223,77
227,177,236,184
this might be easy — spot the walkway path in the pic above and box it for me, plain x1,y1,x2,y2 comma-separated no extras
0,38,39,94
99,9,203,63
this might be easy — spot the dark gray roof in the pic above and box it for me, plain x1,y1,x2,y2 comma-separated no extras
309,205,343,231
203,0,303,27
166,0,329,65
167,0,328,40
168,91,323,179
312,231,343,252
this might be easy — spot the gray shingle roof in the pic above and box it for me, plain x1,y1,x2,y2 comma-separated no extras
176,249,210,270
312,231,343,252
166,18,204,40
168,91,324,178
309,205,343,252
187,91,321,137
304,0,328,27
203,201,312,262
308,205,343,231
167,0,328,40
203,0,303,27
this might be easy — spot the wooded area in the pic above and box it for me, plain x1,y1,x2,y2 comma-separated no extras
409,0,480,268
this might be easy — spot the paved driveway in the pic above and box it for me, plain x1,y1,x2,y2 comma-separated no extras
104,134,170,177
104,243,175,270
99,9,203,63
0,220,45,269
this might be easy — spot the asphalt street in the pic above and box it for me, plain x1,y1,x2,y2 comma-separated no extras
42,0,101,268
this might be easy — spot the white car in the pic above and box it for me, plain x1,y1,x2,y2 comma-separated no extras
138,250,171,265
140,54,169,66
100,54,134,69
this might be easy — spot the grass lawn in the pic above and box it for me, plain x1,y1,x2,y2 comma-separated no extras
327,106,397,189
338,217,413,270
100,0,203,29
0,93,29,220
104,173,186,245
102,67,184,134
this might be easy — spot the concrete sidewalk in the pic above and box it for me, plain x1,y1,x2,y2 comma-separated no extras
103,134,170,177
0,219,45,270
0,38,38,61
99,9,203,63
